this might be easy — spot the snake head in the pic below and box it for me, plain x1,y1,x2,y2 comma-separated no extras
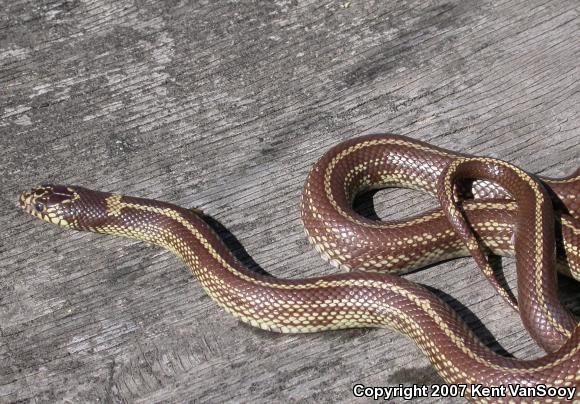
20,185,82,228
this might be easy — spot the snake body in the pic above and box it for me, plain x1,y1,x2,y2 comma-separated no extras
20,134,580,402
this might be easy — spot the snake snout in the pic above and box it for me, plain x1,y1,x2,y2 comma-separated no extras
19,190,31,210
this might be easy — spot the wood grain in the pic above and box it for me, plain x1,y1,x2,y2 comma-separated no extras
1,0,578,402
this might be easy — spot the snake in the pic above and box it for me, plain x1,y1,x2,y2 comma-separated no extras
20,134,580,402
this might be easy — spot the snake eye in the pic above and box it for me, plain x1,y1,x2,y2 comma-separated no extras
35,202,45,212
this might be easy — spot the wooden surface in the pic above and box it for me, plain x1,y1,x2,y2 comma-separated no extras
1,0,578,402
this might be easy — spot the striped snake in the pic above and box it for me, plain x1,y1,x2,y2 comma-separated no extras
20,135,579,402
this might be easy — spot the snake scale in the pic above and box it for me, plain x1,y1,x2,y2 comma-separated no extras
20,135,579,402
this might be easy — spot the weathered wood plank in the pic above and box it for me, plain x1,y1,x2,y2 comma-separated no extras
1,0,578,402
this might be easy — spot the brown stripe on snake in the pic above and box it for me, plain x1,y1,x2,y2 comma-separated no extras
20,134,580,402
